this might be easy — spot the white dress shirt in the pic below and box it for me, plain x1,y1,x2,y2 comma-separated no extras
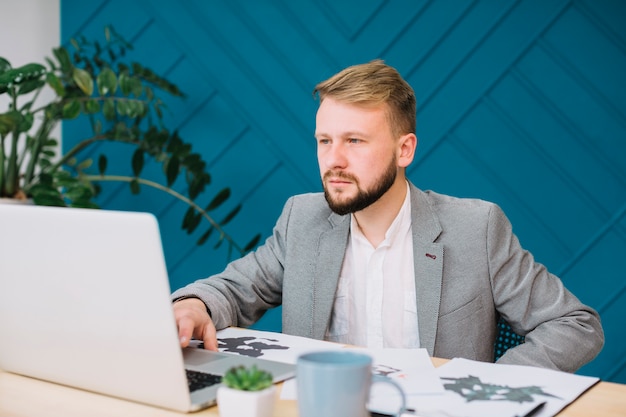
325,182,419,348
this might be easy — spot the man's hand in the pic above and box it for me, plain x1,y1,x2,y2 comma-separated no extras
173,297,218,351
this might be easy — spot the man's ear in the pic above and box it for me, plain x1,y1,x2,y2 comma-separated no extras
397,133,417,168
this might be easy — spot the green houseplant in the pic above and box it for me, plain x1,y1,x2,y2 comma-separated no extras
217,365,275,417
0,26,259,256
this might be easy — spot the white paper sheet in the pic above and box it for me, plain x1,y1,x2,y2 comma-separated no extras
351,347,445,415
279,346,445,413
348,347,445,396
209,329,598,417
405,358,600,417
214,327,346,364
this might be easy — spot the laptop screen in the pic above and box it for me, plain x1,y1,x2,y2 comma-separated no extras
0,205,191,411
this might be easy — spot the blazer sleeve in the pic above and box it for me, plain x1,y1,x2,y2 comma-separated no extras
487,204,604,372
170,197,294,329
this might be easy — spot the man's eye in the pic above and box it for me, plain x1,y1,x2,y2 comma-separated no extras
319,139,330,145
348,138,361,144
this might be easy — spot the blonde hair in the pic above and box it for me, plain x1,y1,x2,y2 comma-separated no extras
313,59,416,137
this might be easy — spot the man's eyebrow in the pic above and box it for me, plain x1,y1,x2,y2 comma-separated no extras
344,131,368,137
315,131,368,138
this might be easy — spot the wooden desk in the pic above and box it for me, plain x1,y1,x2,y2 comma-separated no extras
1,359,625,417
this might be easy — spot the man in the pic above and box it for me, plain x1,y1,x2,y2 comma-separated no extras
172,60,603,372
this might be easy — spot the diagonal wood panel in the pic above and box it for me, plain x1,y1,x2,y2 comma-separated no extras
61,0,626,382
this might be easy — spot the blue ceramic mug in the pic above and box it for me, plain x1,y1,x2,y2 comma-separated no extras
297,351,406,417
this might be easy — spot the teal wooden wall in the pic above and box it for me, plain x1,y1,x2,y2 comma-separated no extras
61,0,626,382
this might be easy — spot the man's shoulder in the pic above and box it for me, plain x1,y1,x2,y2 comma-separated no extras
279,192,342,232
413,188,508,237
285,192,334,218
290,191,326,203
412,187,501,224
287,192,328,211
422,189,496,211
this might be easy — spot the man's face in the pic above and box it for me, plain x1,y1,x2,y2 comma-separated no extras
315,98,400,215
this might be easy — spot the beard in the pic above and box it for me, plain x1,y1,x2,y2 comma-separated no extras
323,156,397,216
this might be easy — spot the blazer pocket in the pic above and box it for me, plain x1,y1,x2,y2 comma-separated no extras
435,296,487,360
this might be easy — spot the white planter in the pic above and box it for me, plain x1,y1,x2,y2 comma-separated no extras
217,385,276,417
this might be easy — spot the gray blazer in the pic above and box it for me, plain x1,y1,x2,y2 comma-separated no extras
172,183,604,372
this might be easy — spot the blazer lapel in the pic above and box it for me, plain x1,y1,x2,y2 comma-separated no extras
409,184,444,356
308,184,443,349
312,212,350,339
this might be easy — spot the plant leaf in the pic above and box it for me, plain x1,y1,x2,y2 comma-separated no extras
205,188,230,212
219,204,241,227
130,77,143,97
17,78,45,95
131,148,144,177
243,234,261,252
102,99,115,120
0,63,46,87
72,67,93,96
116,99,129,116
129,178,140,194
52,47,72,73
182,207,196,232
29,183,66,207
165,157,179,187
118,71,132,95
62,99,81,119
188,211,202,233
0,112,18,135
213,236,224,250
46,72,66,95
221,365,273,391
0,56,11,73
96,67,117,95
84,99,100,114
98,154,107,175
197,227,214,245
76,158,93,171
15,111,34,133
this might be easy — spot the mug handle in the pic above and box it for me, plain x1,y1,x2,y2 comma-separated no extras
369,374,407,417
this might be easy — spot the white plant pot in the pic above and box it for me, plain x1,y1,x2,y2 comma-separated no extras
217,385,276,417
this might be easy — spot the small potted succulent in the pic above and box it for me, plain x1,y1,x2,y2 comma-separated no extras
217,365,275,417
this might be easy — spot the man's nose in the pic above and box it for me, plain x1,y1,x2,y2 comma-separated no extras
324,143,347,169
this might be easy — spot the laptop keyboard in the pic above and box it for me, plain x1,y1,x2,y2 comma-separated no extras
186,369,222,392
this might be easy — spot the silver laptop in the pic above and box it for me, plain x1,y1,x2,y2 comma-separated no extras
0,204,294,412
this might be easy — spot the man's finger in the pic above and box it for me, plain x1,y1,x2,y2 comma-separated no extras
202,320,219,351
177,316,195,348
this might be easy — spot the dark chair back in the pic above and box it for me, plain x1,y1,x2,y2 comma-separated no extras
494,317,525,361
